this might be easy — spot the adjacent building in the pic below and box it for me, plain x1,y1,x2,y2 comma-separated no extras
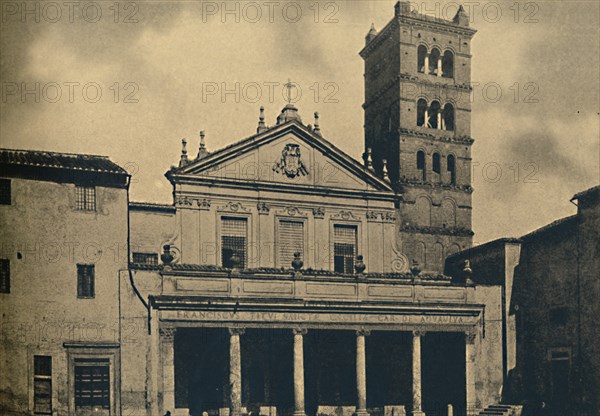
0,149,129,415
446,185,600,416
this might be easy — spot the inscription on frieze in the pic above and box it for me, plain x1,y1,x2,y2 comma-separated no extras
168,310,477,326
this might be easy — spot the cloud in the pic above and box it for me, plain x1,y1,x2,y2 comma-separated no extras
0,0,598,242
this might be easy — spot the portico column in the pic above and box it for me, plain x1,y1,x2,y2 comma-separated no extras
355,329,370,416
293,328,308,416
412,331,425,416
159,327,176,414
229,328,245,416
465,332,477,416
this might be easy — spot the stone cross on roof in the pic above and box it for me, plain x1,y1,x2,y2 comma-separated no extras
284,78,294,104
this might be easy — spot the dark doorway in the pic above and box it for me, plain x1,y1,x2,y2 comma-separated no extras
550,354,570,411
366,331,412,410
241,328,294,413
422,332,465,416
305,330,356,415
175,327,294,416
175,328,229,415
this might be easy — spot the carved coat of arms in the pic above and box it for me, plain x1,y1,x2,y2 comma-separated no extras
273,144,309,178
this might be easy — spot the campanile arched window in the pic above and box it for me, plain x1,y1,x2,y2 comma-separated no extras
447,155,456,184
429,48,441,75
443,103,455,131
417,99,427,127
432,152,441,174
418,45,427,73
442,50,454,78
429,101,441,129
417,151,426,181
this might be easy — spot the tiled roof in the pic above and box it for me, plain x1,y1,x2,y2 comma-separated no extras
446,237,521,260
0,148,127,174
572,185,600,201
520,215,577,241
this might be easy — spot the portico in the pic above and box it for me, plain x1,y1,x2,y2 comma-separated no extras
144,264,486,416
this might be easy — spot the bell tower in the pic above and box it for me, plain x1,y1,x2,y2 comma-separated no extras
360,1,476,272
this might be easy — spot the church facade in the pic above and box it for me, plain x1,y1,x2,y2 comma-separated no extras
1,3,515,416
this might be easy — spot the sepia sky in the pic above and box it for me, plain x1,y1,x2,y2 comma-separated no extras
1,0,598,244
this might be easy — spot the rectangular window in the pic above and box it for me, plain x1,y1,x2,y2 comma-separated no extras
221,217,247,269
333,225,357,274
34,355,52,414
74,362,110,412
278,220,304,267
0,179,11,205
0,259,9,293
77,264,95,298
132,252,158,266
76,186,96,211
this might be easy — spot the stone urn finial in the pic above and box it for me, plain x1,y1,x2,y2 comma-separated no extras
410,259,421,277
355,255,366,274
292,252,303,271
161,244,174,265
463,260,474,285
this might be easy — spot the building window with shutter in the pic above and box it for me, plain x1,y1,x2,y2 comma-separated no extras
0,259,9,293
132,252,158,266
0,179,11,205
34,355,52,415
333,224,357,274
76,186,96,211
221,217,248,269
278,220,304,267
74,360,110,413
77,264,95,298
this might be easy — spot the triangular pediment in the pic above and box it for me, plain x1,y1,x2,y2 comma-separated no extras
170,121,392,193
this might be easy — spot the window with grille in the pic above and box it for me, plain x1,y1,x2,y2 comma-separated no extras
76,186,96,211
0,259,9,293
77,264,95,298
34,355,52,414
278,220,304,267
74,362,110,412
132,252,158,266
221,217,247,269
333,225,357,274
0,179,11,205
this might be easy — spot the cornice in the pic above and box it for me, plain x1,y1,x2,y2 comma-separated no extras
360,14,476,59
363,74,472,110
360,19,399,58
395,179,473,194
399,128,475,145
170,174,398,203
399,73,473,91
399,225,474,237
399,15,476,37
